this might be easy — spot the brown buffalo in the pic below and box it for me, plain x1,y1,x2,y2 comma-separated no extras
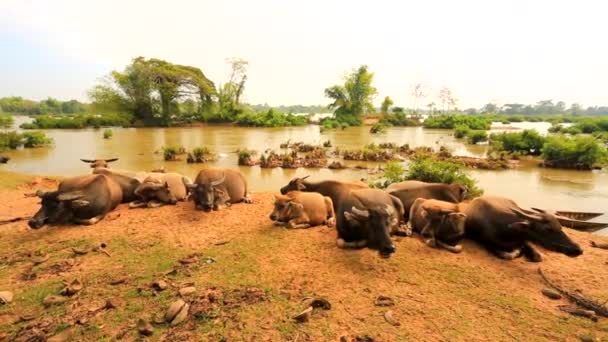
463,196,583,262
409,198,467,253
269,191,335,229
187,168,251,211
80,158,119,169
387,180,467,220
28,174,122,229
130,173,192,208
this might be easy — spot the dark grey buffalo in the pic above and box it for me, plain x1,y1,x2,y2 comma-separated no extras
187,168,251,211
130,173,192,208
28,174,122,229
80,158,119,169
463,195,583,262
387,180,467,220
409,198,467,253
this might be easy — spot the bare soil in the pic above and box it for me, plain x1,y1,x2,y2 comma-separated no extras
0,177,607,341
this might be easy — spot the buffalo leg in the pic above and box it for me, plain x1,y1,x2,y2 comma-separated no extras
324,197,336,227
521,242,542,262
74,215,105,226
287,217,311,229
336,238,367,249
436,240,463,253
243,195,253,204
147,200,164,208
129,200,147,209
420,222,437,247
273,221,287,227
490,247,522,260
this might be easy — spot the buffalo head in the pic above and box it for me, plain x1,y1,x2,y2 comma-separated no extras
269,194,303,222
449,183,468,201
437,212,467,244
28,190,89,229
81,158,118,169
187,173,230,211
511,208,583,257
344,205,396,258
280,176,309,194
134,179,177,206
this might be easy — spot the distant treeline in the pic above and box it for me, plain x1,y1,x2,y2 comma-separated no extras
0,96,88,115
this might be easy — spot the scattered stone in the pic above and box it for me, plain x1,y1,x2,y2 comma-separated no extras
559,305,598,322
214,240,230,246
541,288,562,300
179,286,197,296
590,241,608,250
61,279,83,296
0,291,13,304
374,295,395,307
32,254,49,265
151,280,168,291
109,277,127,285
384,310,400,326
179,255,198,265
165,299,186,322
47,327,75,342
43,295,68,307
71,247,88,255
152,314,166,325
203,257,216,264
137,319,154,336
170,303,189,326
18,314,37,322
580,336,598,342
306,297,331,310
100,242,107,248
340,335,375,342
293,306,313,323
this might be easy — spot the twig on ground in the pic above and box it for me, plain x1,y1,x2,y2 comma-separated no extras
0,216,30,225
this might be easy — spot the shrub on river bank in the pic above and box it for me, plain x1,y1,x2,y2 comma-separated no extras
548,117,608,135
489,129,545,156
20,113,132,129
467,130,488,144
234,109,307,127
0,131,53,150
542,135,608,170
369,158,483,198
423,115,491,130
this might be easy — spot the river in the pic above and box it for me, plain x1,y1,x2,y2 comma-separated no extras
3,117,607,232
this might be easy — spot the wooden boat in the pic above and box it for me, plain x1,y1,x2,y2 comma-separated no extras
554,211,604,221
555,217,608,233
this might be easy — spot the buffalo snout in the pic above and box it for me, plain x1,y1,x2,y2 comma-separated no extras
566,245,583,257
379,244,396,258
28,219,44,229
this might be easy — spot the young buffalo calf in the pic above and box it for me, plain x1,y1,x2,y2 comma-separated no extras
270,191,335,229
409,198,467,253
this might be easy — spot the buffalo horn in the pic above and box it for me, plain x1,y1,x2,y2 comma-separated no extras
300,175,310,180
80,159,95,163
351,206,370,218
210,173,226,186
105,158,119,163
512,208,543,222
35,190,47,198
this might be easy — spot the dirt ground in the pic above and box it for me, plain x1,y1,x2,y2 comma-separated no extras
0,177,608,341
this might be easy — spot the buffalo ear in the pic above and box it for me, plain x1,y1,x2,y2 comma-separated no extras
57,191,85,201
508,221,530,231
71,199,90,208
186,183,198,191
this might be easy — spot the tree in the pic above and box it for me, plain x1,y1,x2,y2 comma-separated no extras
481,103,499,114
381,96,394,114
438,87,451,113
411,83,427,113
569,103,584,116
325,65,377,125
427,102,436,115
215,58,249,122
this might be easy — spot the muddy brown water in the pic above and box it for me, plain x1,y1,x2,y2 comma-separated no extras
3,118,607,233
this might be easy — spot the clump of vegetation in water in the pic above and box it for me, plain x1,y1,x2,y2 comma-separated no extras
187,147,216,163
0,114,14,129
423,115,491,130
548,117,608,135
467,130,488,144
542,135,608,170
342,143,395,161
380,111,420,127
489,129,545,156
320,118,351,131
162,145,186,161
0,131,53,150
103,129,113,139
370,121,389,134
453,125,470,139
323,140,332,148
237,149,258,166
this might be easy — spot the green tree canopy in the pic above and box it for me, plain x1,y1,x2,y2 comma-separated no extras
381,96,394,114
325,65,377,125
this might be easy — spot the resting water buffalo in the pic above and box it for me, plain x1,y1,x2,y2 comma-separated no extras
463,195,583,261
269,191,335,228
92,168,141,203
187,168,251,211
130,173,192,208
337,188,406,258
387,180,467,220
409,198,467,253
0,156,9,164
80,158,119,169
280,176,406,235
28,174,122,229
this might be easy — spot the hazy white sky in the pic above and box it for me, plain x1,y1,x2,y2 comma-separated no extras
1,0,607,108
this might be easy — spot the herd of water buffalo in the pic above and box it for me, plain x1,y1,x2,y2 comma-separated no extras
27,157,584,262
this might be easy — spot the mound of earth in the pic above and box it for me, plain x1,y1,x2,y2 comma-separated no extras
0,179,607,340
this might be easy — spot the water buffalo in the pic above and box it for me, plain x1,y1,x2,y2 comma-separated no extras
92,168,141,203
0,156,9,164
337,188,404,258
187,168,251,211
463,195,583,262
80,158,119,169
387,180,467,220
269,191,335,228
409,198,467,253
130,173,192,208
28,174,122,229
280,176,406,235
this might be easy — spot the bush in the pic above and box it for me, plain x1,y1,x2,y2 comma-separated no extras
22,131,53,148
0,131,23,149
20,113,132,129
404,157,483,198
467,130,488,144
235,109,307,127
0,114,14,129
162,145,183,161
453,125,470,139
542,135,608,169
370,122,389,134
368,161,406,188
489,129,545,156
103,129,113,139
423,115,491,130
382,112,419,126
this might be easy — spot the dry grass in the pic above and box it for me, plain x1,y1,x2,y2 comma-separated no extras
0,175,607,341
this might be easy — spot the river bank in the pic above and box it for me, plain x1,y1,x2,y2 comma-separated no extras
0,177,607,340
